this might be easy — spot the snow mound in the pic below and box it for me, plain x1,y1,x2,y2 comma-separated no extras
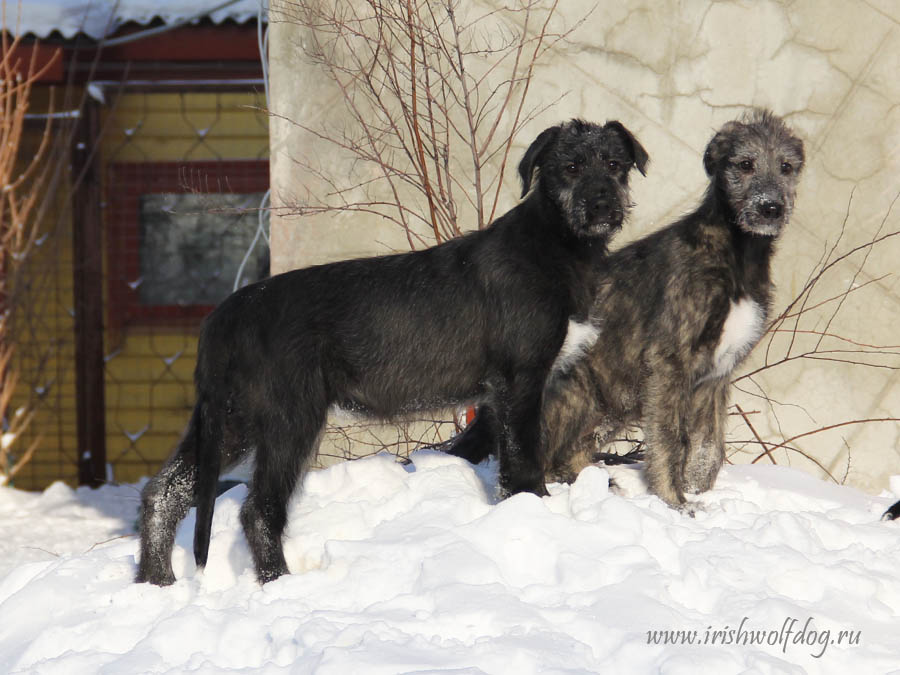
1,453,899,673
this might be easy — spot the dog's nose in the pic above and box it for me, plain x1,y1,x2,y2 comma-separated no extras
758,201,783,219
588,193,610,215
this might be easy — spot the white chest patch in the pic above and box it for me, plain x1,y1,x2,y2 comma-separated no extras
552,320,600,373
707,297,765,380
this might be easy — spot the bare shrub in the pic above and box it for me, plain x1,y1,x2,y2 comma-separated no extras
0,30,60,483
727,192,900,482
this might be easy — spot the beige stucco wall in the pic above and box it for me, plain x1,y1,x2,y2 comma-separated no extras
268,0,899,494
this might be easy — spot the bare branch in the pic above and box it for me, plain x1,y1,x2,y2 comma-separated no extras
727,190,900,485
0,29,62,481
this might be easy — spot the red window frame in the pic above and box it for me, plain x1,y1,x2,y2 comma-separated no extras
106,159,269,327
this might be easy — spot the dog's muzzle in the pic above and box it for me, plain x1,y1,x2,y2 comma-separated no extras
738,195,788,237
583,191,624,234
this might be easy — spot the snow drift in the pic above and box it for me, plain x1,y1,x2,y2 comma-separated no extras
1,452,899,673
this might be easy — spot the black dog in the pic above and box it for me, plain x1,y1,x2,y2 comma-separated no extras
135,119,649,585
446,110,804,511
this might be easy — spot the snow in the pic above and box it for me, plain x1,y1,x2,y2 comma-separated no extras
1,452,899,673
9,1,266,40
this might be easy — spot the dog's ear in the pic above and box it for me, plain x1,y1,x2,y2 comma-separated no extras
518,125,560,197
791,138,806,173
784,134,805,175
605,121,649,176
703,121,742,176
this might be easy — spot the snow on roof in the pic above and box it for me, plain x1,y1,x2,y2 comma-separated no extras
6,0,267,40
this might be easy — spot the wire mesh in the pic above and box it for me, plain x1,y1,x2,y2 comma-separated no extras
14,87,269,488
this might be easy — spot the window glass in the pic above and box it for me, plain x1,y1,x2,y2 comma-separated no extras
138,192,268,307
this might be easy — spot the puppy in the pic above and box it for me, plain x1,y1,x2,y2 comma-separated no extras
135,119,648,584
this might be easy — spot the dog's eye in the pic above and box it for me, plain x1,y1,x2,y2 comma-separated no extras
565,163,580,175
607,160,620,171
738,159,754,173
780,162,793,174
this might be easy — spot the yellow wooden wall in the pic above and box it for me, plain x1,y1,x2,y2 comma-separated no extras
9,99,79,489
11,89,269,490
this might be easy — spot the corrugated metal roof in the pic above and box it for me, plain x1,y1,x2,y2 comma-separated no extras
6,0,267,40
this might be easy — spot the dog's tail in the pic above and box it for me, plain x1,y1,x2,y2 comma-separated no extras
192,393,222,571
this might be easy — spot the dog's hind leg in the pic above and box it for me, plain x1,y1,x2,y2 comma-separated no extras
240,379,327,584
684,381,728,495
136,406,201,585
441,407,496,465
541,361,604,483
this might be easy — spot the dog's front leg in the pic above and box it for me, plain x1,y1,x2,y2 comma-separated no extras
683,380,728,494
494,375,549,498
643,355,692,510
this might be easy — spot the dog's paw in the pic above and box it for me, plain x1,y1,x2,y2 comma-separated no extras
677,501,705,518
495,481,549,501
135,566,176,587
256,562,290,585
882,499,900,521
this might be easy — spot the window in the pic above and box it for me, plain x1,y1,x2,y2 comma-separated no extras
106,160,269,326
